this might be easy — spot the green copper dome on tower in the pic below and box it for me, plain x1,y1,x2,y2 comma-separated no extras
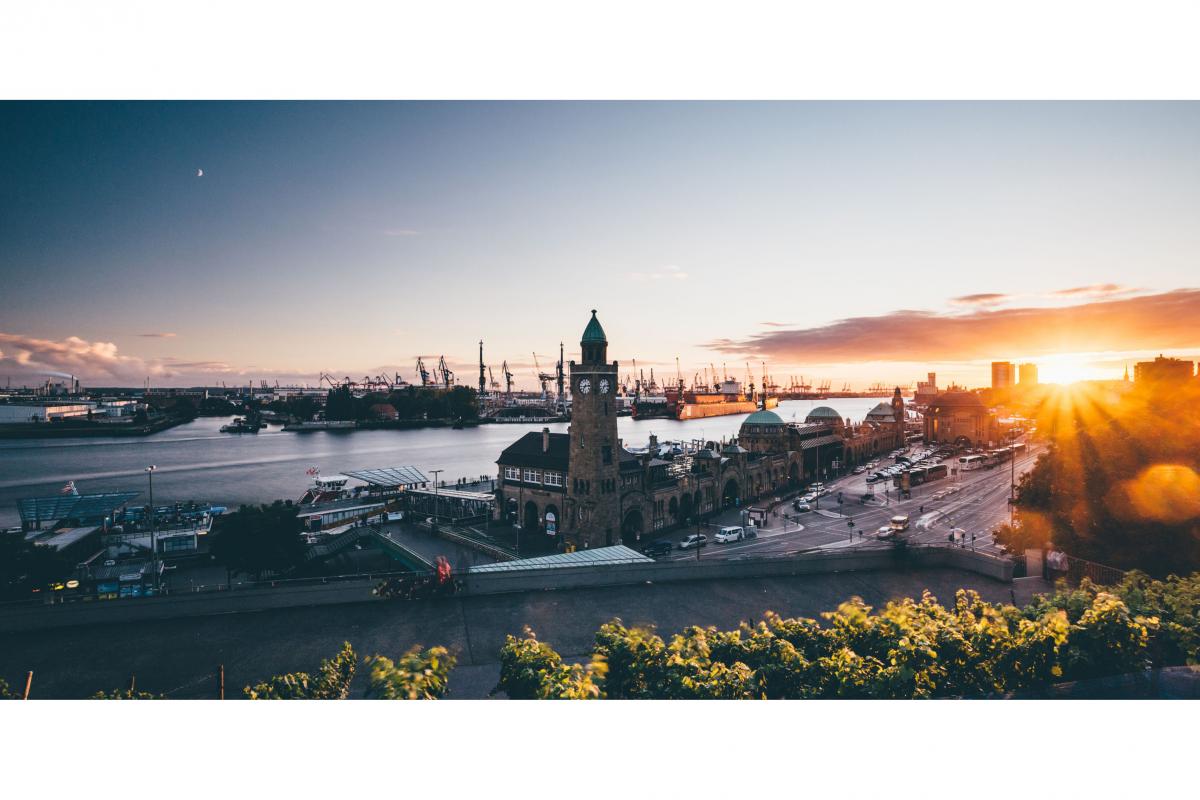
581,309,608,344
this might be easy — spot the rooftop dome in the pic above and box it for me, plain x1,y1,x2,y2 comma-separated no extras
742,409,784,426
805,406,841,422
581,309,607,344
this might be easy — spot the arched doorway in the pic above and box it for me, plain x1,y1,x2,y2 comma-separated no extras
788,461,800,487
722,477,740,508
621,508,644,544
523,500,539,532
668,496,679,524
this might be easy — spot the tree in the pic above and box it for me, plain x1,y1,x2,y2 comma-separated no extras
210,501,306,581
244,642,358,699
365,646,456,699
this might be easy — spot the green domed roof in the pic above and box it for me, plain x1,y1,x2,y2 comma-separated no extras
742,409,784,426
805,406,841,421
581,310,607,344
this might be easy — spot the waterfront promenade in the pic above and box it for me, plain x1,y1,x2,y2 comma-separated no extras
0,565,1015,699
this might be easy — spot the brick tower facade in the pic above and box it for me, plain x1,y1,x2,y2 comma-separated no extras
564,310,621,549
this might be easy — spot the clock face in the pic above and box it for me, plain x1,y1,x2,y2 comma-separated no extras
599,378,610,395
578,378,591,395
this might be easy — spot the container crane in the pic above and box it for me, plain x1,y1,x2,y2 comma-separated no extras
415,358,432,387
437,356,454,389
501,360,514,398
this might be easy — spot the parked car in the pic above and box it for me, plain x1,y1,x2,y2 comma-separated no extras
715,526,746,543
642,540,673,557
679,533,708,550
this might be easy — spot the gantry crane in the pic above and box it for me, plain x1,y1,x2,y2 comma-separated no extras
415,358,432,387
437,356,454,389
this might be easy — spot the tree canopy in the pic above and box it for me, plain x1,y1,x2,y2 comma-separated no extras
209,501,307,581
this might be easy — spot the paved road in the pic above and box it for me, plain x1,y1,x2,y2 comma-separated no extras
655,441,1040,561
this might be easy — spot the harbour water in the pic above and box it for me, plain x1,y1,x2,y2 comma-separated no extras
0,397,894,527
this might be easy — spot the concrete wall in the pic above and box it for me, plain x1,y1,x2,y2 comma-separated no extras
460,545,1013,596
0,546,1012,633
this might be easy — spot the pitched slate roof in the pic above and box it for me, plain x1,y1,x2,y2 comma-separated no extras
497,431,571,470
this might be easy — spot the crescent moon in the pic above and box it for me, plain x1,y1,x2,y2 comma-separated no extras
197,169,204,177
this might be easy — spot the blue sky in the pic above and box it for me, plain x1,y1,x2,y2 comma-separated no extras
2,101,1199,388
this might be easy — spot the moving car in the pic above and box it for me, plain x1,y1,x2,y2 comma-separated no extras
889,514,911,532
679,533,708,550
642,540,673,557
794,502,812,513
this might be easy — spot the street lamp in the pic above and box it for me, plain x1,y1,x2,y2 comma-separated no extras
145,465,158,593
430,469,442,525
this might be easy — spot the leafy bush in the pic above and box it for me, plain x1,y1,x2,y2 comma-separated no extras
244,641,358,699
365,646,456,699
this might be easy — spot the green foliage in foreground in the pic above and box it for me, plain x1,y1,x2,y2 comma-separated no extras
244,641,358,699
244,642,454,699
365,646,456,699
493,576,1192,698
91,688,159,699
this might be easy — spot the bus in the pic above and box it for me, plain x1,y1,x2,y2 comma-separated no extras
959,454,985,471
927,463,948,481
1010,442,1027,458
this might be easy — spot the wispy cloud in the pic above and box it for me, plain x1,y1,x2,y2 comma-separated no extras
630,265,688,282
137,332,177,338
382,228,420,237
950,292,1010,307
709,289,1200,364
1051,283,1139,298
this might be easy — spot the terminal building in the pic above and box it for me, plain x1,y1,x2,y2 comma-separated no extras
496,312,909,550
922,391,999,447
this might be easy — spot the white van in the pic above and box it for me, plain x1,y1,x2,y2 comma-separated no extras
715,525,746,543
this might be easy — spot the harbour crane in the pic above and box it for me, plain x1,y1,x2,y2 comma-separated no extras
437,356,454,389
533,352,556,399
501,360,515,398
415,357,432,387
488,366,500,391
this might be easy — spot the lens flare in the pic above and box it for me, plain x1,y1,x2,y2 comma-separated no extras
1124,464,1200,524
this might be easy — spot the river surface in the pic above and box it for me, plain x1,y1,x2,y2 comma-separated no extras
0,397,894,527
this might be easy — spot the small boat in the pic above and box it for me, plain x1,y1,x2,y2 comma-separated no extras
220,417,260,433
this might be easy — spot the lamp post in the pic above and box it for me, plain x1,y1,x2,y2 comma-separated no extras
145,465,158,593
430,469,443,526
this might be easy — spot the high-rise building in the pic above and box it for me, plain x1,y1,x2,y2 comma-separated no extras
1018,363,1039,386
564,310,621,549
1134,355,1195,386
991,361,1015,389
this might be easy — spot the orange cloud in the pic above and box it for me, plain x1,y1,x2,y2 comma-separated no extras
710,289,1200,364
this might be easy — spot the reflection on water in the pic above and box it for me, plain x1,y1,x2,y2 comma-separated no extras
0,397,892,526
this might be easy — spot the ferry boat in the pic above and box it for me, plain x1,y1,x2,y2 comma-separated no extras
220,416,262,433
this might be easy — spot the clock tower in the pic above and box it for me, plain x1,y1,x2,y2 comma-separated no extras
565,310,621,549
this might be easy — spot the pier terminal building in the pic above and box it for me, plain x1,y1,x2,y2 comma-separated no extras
496,311,908,550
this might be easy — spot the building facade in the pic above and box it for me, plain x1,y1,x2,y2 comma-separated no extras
1134,355,1194,386
1018,363,1039,386
991,361,1015,389
922,391,999,447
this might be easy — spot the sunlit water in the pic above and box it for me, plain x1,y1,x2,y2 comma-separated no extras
0,397,894,527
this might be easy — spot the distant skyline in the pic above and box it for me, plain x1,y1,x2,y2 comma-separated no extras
3,101,1200,390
